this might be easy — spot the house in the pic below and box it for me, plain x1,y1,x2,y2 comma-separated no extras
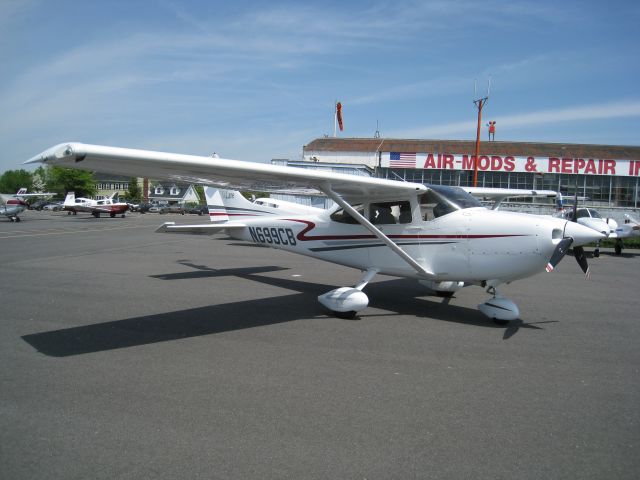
148,182,200,205
95,173,136,200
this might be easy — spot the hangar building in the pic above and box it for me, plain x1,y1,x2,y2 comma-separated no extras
300,138,640,208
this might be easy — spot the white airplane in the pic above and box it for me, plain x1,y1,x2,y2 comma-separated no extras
0,187,54,222
611,213,640,255
27,143,604,323
63,191,129,218
553,206,618,257
555,207,617,236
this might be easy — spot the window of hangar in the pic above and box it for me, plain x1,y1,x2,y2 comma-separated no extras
380,168,639,207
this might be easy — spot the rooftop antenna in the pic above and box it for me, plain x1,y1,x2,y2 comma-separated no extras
472,76,491,187
374,119,380,138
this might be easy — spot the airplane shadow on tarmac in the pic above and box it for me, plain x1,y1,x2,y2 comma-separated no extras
22,263,551,357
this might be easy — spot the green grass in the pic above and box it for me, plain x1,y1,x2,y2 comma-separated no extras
599,237,640,249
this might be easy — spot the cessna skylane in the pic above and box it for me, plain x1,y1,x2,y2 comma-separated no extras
27,143,604,322
0,188,54,222
63,191,129,218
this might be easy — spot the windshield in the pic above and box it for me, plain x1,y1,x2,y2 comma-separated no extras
576,209,590,219
430,185,484,209
587,208,602,219
419,185,483,220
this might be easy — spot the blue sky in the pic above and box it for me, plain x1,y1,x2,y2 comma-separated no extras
1,0,639,173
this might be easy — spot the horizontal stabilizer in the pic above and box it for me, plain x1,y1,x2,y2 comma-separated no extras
155,221,246,235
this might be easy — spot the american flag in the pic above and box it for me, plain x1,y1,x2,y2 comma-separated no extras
389,152,416,168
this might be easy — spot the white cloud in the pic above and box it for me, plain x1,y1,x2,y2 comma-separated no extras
394,100,640,138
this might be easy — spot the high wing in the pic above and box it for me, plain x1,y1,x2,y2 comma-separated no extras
26,143,426,203
462,187,557,210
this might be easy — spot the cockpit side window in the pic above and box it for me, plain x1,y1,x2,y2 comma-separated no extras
330,204,364,224
369,201,412,224
419,191,443,221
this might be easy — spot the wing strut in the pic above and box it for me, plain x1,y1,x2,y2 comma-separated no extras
320,183,435,279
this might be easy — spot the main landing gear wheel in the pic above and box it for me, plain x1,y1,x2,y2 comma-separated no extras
478,286,520,324
615,240,623,255
318,270,378,320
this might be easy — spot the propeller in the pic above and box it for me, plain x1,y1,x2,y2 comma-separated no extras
546,237,572,272
546,179,591,277
573,245,590,277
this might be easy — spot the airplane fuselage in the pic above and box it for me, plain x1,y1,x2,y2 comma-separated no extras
230,208,566,285
1,199,27,221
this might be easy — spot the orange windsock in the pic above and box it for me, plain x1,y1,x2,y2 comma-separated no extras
336,102,344,131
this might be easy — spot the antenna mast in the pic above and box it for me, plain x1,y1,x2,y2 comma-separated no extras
472,77,491,187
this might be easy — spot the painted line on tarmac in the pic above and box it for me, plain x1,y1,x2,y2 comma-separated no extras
0,224,157,239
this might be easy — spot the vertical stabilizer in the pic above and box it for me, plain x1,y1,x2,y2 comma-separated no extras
204,187,229,223
64,192,76,207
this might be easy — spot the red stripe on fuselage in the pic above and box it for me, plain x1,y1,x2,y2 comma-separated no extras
286,219,527,242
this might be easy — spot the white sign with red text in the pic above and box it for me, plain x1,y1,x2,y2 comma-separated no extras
382,152,640,177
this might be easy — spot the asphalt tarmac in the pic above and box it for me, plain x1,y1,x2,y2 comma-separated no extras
1,210,639,479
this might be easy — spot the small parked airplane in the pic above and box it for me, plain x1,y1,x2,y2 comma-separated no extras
554,206,620,257
611,214,640,255
0,188,54,222
63,191,129,218
27,143,604,322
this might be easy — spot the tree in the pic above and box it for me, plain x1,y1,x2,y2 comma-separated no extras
31,166,47,193
0,169,33,193
194,185,205,204
45,166,96,198
125,177,142,203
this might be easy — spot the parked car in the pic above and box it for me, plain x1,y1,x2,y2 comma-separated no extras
130,202,153,213
147,204,161,213
29,199,50,210
187,205,208,215
42,202,63,211
159,204,186,214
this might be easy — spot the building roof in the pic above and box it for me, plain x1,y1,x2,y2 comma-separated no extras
303,138,640,159
148,182,195,201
